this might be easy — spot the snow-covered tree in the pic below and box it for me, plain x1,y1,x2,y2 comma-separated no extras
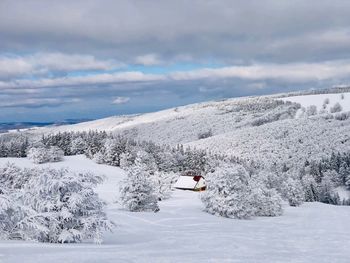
306,105,317,116
102,138,125,166
134,150,157,173
27,146,64,164
48,146,64,162
92,151,105,164
19,168,112,243
0,188,44,242
330,102,343,113
0,163,31,190
201,163,255,219
281,178,304,207
27,146,48,164
301,174,319,202
152,171,178,201
251,186,283,217
318,174,340,205
119,152,135,170
250,173,283,217
119,153,159,212
0,134,29,158
0,187,17,239
346,174,350,189
339,163,350,185
70,137,87,155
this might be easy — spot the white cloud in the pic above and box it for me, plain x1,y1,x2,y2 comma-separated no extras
0,52,121,79
0,97,81,108
0,56,33,78
169,60,350,82
135,54,162,66
112,97,130,105
0,71,164,89
30,52,120,72
2,59,350,92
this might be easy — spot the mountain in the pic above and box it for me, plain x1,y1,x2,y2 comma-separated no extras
0,119,92,133
28,87,350,167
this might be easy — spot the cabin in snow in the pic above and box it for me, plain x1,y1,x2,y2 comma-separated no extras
174,171,206,191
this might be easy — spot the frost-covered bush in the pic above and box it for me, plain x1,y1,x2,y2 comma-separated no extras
0,163,31,190
20,168,112,243
201,164,255,219
119,153,159,212
0,188,18,239
306,105,317,116
0,187,43,241
27,146,64,164
330,102,343,113
281,178,304,206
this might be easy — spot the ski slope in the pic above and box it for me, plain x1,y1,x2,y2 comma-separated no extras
0,156,350,263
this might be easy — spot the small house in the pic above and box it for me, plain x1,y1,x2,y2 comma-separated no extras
174,171,206,191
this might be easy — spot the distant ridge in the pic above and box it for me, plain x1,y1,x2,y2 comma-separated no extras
0,119,92,133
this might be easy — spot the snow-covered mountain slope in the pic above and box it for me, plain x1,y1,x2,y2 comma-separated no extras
1,156,350,263
33,95,301,144
281,92,350,113
26,88,350,167
186,117,350,167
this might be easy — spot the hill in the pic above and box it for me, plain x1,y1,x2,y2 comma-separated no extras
26,87,350,169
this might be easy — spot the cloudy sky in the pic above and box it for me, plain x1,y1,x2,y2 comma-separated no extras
1,0,350,122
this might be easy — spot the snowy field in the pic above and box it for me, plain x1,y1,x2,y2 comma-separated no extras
0,156,350,263
281,92,350,113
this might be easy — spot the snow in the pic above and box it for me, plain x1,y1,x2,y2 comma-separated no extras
1,156,350,262
281,92,350,113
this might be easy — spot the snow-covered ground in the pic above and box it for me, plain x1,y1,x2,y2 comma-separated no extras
1,156,350,263
281,92,350,113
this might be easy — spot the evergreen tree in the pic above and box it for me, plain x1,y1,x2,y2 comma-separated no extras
282,178,304,207
319,175,340,205
250,176,283,217
70,137,87,155
152,171,178,201
201,163,255,219
301,174,319,202
119,153,159,212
